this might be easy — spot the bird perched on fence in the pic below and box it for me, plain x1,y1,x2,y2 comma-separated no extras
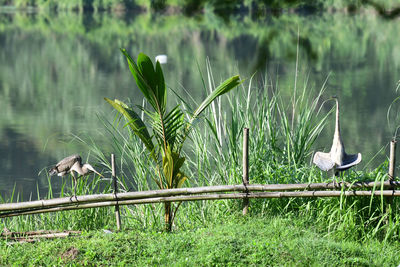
313,96,362,185
49,154,103,198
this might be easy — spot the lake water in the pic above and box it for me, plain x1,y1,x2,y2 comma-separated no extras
0,10,399,200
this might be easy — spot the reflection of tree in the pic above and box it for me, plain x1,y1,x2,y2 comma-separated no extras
250,33,317,75
0,127,57,201
362,0,400,19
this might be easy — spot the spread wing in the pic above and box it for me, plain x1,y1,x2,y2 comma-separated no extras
336,153,362,171
313,151,335,171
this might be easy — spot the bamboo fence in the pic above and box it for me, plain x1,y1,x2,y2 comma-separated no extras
0,133,397,230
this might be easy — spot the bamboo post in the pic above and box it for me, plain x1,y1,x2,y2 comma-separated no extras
111,154,121,230
242,128,249,215
389,140,396,180
386,140,397,213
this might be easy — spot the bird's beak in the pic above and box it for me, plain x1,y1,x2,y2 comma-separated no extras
86,164,104,177
93,169,104,178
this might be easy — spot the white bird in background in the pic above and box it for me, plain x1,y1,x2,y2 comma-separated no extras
313,96,362,185
49,154,103,198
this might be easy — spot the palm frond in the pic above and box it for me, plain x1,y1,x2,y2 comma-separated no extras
150,105,185,151
121,49,166,115
104,98,155,158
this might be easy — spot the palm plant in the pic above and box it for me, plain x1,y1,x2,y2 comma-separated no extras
105,49,241,230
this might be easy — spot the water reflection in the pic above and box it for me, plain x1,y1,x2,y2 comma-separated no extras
0,10,399,200
0,127,58,200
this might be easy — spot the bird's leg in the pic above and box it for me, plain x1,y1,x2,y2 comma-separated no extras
73,176,77,201
340,171,344,187
70,173,78,201
333,170,339,188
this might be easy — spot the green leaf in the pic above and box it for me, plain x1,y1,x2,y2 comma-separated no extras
121,49,167,116
162,148,174,188
162,145,187,189
105,97,155,154
137,53,157,93
155,61,167,113
176,171,187,188
164,105,185,148
120,49,158,112
191,75,241,122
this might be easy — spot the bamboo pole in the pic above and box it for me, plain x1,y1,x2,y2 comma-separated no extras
111,154,121,231
2,190,400,218
389,140,396,180
2,181,400,212
386,140,397,213
1,230,81,237
242,128,249,215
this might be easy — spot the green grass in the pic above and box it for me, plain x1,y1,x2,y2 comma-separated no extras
1,214,399,266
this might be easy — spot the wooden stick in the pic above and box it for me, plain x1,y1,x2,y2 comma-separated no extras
389,140,397,180
2,190,400,218
386,140,397,213
1,230,80,237
2,181,400,212
11,233,70,239
111,154,121,231
242,128,249,215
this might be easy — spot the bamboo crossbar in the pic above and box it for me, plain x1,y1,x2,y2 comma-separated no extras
0,180,399,213
1,230,81,237
1,190,400,218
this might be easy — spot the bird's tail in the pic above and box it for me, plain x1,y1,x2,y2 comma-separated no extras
49,167,58,176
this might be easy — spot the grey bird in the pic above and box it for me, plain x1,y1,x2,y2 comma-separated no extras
49,154,103,197
313,96,362,184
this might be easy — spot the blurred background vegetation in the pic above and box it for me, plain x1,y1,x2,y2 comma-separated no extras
0,0,399,14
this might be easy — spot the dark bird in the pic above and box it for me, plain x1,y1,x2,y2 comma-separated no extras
49,154,103,197
313,96,362,184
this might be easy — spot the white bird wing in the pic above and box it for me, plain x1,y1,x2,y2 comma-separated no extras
313,151,335,171
336,153,362,171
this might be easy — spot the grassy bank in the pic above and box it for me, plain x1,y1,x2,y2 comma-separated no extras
1,215,399,266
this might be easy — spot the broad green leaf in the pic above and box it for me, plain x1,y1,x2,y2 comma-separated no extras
155,61,166,113
137,52,166,115
171,150,186,188
137,53,157,93
105,97,155,154
162,145,187,189
162,146,174,188
121,49,159,112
